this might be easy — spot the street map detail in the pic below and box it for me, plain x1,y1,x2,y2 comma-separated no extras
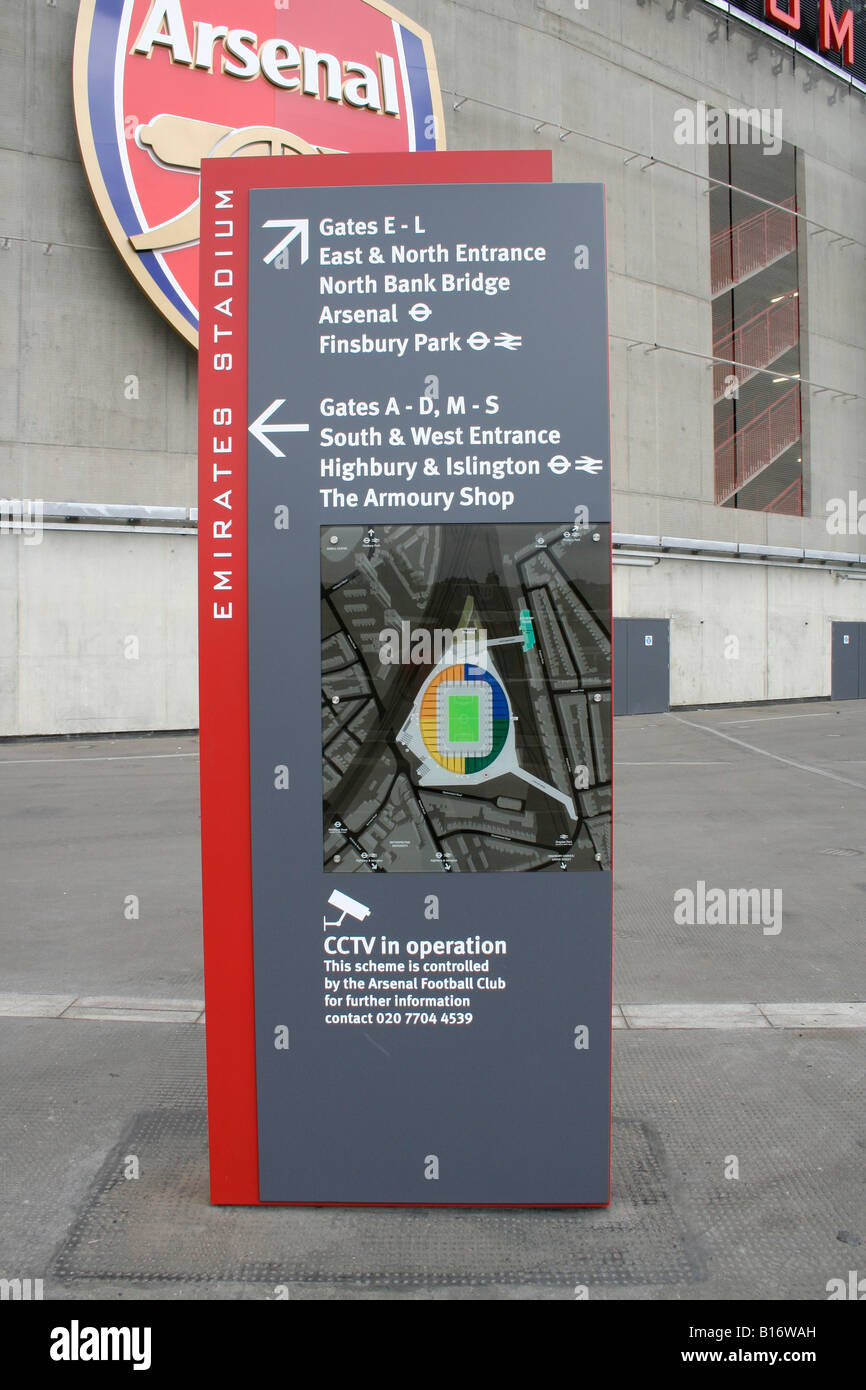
322,522,611,873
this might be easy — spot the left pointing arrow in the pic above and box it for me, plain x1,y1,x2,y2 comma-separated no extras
248,400,310,458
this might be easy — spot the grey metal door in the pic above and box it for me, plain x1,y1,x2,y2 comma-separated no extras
614,619,670,715
831,622,861,700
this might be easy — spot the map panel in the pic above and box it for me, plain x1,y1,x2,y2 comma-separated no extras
322,522,611,874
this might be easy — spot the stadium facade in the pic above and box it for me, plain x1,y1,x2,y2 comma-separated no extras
1,0,864,734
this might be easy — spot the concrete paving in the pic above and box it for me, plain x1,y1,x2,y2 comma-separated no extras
0,703,863,1299
0,735,201,997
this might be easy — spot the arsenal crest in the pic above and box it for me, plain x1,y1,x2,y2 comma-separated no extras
73,1,446,348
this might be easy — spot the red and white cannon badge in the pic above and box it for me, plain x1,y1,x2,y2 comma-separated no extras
74,0,445,347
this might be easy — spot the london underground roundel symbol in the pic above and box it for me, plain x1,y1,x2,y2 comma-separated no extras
73,0,446,349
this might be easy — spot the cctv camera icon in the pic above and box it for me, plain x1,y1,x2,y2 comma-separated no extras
324,889,372,929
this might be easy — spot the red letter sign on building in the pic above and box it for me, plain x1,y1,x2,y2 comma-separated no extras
819,0,855,66
764,0,801,31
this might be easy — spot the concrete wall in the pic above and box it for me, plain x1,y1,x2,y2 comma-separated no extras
0,0,864,732
0,529,197,735
616,556,866,705
0,1,197,511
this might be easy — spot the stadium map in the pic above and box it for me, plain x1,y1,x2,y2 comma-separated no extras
322,522,611,873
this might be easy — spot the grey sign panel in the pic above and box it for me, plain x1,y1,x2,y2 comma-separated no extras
247,183,612,1204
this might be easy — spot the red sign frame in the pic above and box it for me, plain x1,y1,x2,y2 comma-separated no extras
197,150,558,1205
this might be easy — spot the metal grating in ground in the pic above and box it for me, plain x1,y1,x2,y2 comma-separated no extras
51,1109,704,1290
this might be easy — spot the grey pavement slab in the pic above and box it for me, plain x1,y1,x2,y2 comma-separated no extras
0,703,863,1298
760,1002,866,1028
3,992,865,1030
0,734,202,997
60,1005,203,1024
0,1017,862,1300
621,1002,769,1028
612,702,866,1004
3,706,861,1011
3,707,865,1006
0,992,77,1017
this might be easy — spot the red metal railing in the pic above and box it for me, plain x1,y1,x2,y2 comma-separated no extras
739,473,803,515
764,477,802,515
712,294,799,399
711,196,797,295
714,385,802,504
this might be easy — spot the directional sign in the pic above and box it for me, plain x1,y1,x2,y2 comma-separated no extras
262,219,310,268
248,401,310,458
197,150,614,1209
244,180,612,1205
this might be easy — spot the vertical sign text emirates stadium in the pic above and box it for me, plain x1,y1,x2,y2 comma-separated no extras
73,1,445,347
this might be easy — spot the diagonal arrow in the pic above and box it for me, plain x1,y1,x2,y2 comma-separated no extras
248,400,309,458
262,218,309,266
